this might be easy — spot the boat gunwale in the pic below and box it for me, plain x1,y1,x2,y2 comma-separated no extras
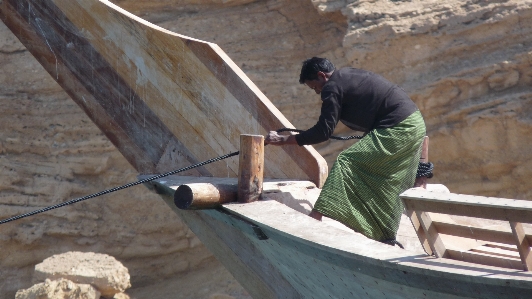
146,176,532,286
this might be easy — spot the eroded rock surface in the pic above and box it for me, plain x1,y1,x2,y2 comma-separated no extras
34,252,131,298
15,278,101,299
1,0,531,298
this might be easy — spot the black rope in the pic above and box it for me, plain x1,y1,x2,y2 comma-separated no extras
276,128,364,140
416,162,434,178
0,151,240,225
277,128,434,179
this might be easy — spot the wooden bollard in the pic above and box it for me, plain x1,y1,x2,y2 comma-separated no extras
238,134,264,203
174,181,237,210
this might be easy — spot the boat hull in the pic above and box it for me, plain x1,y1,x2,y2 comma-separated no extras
147,178,532,299
0,0,327,187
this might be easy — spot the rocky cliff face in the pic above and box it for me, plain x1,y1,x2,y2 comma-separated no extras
1,0,531,297
319,0,532,199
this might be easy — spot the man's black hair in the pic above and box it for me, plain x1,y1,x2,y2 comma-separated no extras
299,57,335,84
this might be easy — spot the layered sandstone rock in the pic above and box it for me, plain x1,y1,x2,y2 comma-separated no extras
15,278,101,299
34,252,131,298
311,0,532,198
1,0,531,298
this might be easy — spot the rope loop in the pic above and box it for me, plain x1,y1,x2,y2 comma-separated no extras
417,161,434,178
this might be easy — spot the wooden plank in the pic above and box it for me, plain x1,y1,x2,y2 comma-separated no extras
238,135,264,203
510,222,532,271
401,189,532,223
483,242,519,252
404,209,433,255
405,136,433,255
415,210,447,258
0,0,328,187
447,248,523,270
470,244,521,259
434,221,517,245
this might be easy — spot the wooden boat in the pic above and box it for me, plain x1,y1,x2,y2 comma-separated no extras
2,1,531,298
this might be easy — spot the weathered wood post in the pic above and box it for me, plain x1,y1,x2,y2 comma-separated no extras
173,181,238,210
238,134,264,203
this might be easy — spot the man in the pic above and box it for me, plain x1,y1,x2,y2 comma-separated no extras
266,57,426,245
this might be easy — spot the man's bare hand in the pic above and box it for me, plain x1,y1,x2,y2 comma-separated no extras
265,131,297,146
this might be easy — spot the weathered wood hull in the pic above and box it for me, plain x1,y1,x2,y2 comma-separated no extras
0,0,327,186
146,177,532,299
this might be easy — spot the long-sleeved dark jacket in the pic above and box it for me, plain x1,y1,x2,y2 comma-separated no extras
295,68,418,145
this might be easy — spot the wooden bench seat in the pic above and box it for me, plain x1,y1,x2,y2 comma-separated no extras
400,188,532,271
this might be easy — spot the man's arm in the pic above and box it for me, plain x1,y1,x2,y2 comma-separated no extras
265,131,298,146
294,89,342,146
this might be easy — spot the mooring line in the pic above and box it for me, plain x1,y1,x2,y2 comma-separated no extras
0,128,433,224
0,151,239,225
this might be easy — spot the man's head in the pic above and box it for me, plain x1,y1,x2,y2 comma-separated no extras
299,57,335,94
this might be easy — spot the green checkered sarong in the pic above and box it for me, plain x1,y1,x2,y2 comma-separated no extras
314,110,426,241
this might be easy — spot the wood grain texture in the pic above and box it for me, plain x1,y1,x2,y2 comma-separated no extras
146,178,532,299
434,221,518,245
415,210,448,258
446,248,523,271
237,135,264,203
407,136,433,255
510,222,532,271
152,178,532,298
401,189,532,223
173,182,238,210
402,188,532,270
0,0,328,186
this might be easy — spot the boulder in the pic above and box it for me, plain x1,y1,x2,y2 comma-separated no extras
34,252,131,298
111,293,131,299
15,278,100,299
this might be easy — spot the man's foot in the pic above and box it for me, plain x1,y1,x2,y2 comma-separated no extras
308,209,323,221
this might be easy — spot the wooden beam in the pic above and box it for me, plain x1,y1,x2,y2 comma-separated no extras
405,209,433,255
447,248,523,270
238,135,264,203
433,221,516,245
401,189,532,223
406,136,433,255
415,210,447,258
174,182,237,210
510,222,532,271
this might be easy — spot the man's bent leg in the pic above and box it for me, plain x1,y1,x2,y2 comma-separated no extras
309,209,323,221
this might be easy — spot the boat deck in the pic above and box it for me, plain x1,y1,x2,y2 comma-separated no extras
143,175,532,299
